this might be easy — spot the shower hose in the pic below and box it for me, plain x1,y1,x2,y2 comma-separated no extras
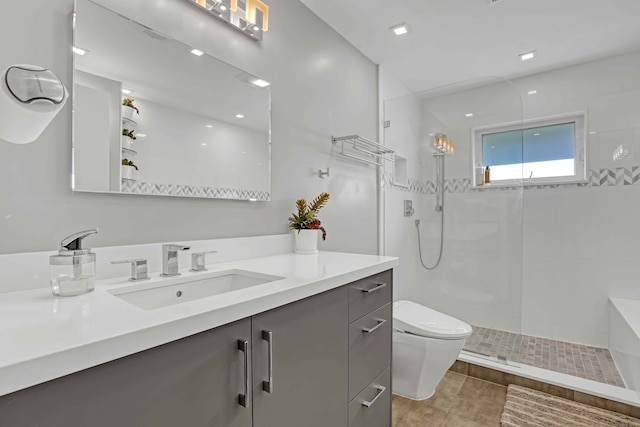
416,153,445,270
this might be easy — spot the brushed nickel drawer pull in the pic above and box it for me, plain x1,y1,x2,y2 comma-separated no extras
238,339,249,407
362,385,386,408
262,330,273,394
355,282,387,294
362,318,387,334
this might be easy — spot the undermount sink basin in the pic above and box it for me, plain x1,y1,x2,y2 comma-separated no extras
108,269,284,310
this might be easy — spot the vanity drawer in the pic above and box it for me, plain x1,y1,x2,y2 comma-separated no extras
348,303,391,400
348,367,391,427
348,270,392,323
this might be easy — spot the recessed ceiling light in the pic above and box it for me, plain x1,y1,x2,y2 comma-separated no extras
205,124,213,128
220,4,227,11
72,46,88,55
235,114,245,118
527,90,537,95
190,48,204,56
241,151,247,154
201,143,208,146
519,50,536,61
136,133,147,138
252,25,260,31
122,88,133,95
251,79,270,88
465,113,474,117
390,24,409,36
533,133,540,136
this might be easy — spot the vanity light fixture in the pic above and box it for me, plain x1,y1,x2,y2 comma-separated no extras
249,198,258,201
136,133,147,138
519,50,536,61
235,114,245,118
72,46,88,55
527,90,537,95
186,0,269,41
251,78,270,88
465,113,474,117
190,48,204,56
390,23,409,36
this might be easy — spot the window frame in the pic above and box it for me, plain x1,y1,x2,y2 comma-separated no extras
471,111,587,187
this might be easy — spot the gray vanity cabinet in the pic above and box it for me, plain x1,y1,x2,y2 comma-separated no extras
0,318,253,427
251,286,349,427
0,270,392,427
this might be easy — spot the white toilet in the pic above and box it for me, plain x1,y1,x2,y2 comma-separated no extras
392,300,473,400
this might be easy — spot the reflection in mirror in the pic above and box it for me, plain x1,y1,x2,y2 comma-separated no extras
72,0,271,201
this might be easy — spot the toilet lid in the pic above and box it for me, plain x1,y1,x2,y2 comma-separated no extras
393,300,473,339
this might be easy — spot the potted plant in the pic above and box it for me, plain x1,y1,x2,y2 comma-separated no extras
122,97,139,120
288,192,330,254
121,158,139,180
121,128,137,150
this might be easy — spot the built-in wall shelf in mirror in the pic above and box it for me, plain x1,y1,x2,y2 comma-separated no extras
122,117,137,127
72,0,271,201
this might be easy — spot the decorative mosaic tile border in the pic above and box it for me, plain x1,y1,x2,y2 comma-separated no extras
120,180,270,201
385,166,640,194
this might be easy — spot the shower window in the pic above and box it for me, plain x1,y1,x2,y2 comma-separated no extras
472,112,587,186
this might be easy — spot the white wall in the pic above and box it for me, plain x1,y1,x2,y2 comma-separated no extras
382,51,640,348
0,0,379,256
132,98,269,191
74,70,122,192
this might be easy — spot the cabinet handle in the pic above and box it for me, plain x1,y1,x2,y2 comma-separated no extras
362,318,387,334
262,330,273,394
362,385,386,408
355,282,387,294
238,340,249,408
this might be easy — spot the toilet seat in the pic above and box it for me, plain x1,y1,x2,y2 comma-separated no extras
393,300,472,339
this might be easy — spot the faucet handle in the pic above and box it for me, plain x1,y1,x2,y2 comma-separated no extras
190,251,217,272
111,258,150,281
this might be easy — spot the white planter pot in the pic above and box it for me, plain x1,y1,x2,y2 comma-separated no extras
122,106,135,120
121,165,137,180
293,229,320,255
121,136,134,150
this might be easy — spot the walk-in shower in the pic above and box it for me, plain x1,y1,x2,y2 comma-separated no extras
383,63,640,406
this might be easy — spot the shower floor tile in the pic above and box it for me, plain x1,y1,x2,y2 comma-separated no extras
464,326,625,388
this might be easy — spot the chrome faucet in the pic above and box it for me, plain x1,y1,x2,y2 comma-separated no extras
161,244,191,277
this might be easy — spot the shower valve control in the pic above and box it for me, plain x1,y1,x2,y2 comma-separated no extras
404,200,415,217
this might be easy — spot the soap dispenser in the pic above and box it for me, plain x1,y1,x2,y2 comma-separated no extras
50,229,98,296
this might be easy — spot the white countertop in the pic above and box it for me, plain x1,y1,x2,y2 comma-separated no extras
0,251,398,397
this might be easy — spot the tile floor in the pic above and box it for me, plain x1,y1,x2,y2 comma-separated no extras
464,326,625,387
392,371,507,427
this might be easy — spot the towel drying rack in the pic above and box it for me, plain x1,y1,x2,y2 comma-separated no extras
331,135,395,166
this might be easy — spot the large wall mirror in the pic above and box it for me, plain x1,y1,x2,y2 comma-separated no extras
72,0,271,201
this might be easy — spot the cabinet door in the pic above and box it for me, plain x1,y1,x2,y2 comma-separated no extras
0,319,252,427
252,287,349,427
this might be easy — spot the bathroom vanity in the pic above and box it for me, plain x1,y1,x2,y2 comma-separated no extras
0,248,396,427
